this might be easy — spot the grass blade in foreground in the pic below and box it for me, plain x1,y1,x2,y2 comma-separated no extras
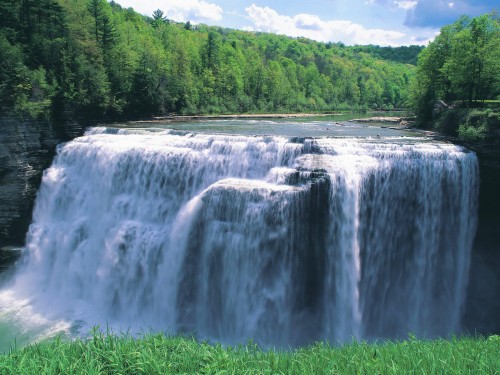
0,333,498,374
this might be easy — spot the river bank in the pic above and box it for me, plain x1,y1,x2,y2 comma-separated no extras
137,112,336,123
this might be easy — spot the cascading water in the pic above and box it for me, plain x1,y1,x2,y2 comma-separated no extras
0,127,478,348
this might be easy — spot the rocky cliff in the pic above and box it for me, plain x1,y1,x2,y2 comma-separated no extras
0,116,84,250
463,139,500,335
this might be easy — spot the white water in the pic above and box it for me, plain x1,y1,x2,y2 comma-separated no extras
0,128,478,348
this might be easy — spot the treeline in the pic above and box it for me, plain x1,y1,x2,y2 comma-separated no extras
351,45,424,65
0,0,419,120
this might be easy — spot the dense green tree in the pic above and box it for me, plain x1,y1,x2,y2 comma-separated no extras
443,14,500,104
204,31,222,71
87,0,105,43
412,12,500,121
0,34,24,111
0,0,20,42
152,9,169,28
86,0,116,52
353,45,424,65
0,0,420,119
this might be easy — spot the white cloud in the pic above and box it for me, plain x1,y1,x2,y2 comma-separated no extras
245,4,407,46
114,0,223,23
394,1,418,10
410,31,439,45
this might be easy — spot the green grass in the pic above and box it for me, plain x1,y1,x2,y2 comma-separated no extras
0,330,498,374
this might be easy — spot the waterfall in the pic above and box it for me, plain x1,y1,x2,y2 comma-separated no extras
2,128,478,347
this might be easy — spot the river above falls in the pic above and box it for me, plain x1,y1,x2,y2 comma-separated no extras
113,114,420,138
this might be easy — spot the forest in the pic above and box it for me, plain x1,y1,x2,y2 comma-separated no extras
1,0,497,128
411,12,499,120
411,12,500,141
0,0,421,120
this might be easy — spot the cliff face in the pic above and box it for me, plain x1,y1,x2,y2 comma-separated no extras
0,117,83,249
464,140,500,335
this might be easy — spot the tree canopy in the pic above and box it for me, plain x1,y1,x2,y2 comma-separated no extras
411,12,500,121
0,0,421,120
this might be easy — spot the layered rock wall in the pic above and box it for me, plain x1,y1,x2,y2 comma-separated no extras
0,117,83,250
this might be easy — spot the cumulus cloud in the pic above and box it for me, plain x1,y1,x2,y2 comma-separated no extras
114,0,223,23
245,4,409,46
404,0,497,28
294,14,324,31
410,31,440,45
394,1,418,10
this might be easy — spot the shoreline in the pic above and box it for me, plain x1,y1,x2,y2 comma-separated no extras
133,113,338,123
117,113,435,137
126,111,410,125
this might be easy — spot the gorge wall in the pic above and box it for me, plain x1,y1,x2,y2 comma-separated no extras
0,117,83,250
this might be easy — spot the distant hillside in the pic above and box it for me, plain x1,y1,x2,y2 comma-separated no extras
351,45,424,65
0,0,417,120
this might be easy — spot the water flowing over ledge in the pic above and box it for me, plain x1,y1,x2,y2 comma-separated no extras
0,128,479,348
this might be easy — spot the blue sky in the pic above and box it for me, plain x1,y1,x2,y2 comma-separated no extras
113,0,497,46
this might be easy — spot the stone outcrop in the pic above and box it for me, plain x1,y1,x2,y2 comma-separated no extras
432,100,451,117
463,139,500,335
348,116,414,129
0,116,84,251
